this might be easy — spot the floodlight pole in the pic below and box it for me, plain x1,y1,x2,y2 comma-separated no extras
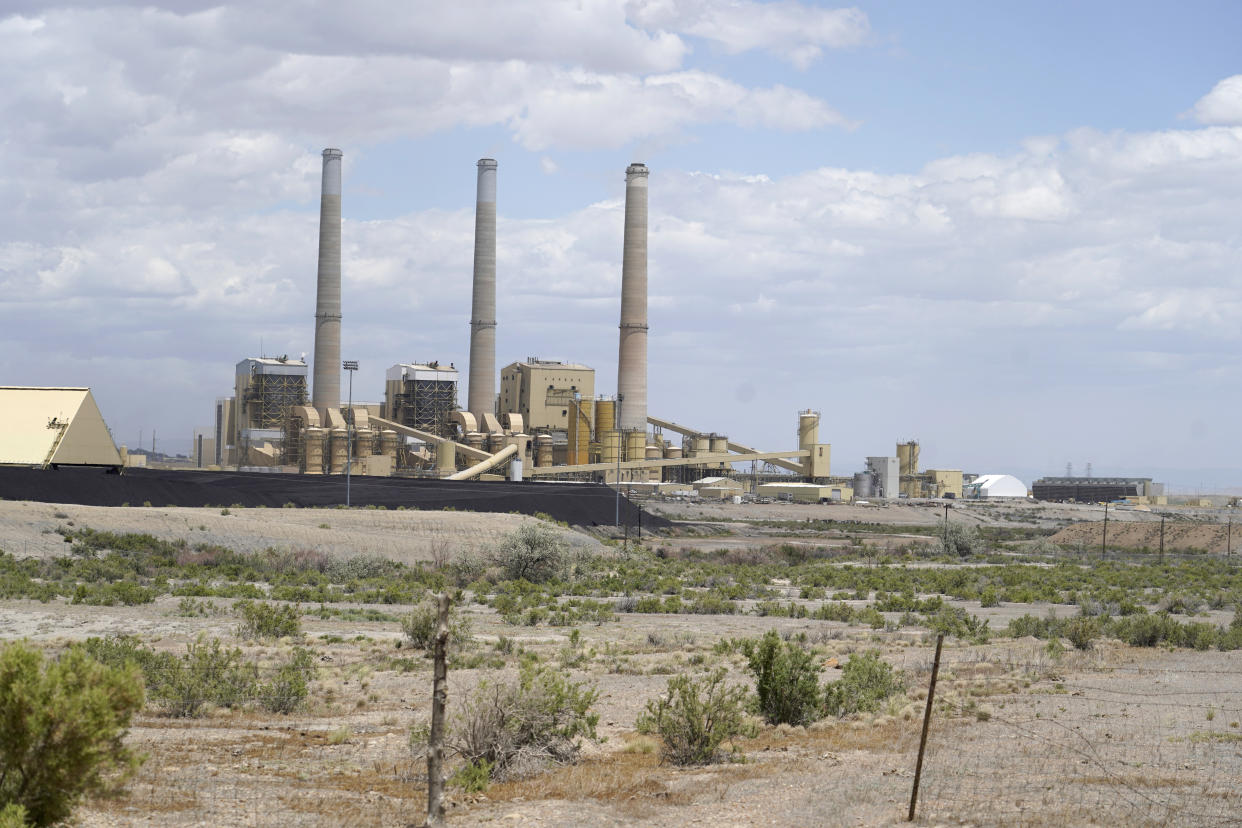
615,393,623,528
343,360,358,507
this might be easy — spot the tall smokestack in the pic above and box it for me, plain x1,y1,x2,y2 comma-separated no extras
617,162,648,433
467,158,498,420
312,148,343,413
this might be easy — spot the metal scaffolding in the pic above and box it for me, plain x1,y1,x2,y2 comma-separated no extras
391,376,457,438
242,371,307,429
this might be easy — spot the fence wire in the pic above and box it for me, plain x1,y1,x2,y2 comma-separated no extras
913,647,1242,827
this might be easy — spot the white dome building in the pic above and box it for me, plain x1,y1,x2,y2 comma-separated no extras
965,474,1027,499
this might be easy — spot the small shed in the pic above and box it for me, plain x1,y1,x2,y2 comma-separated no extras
692,476,745,500
0,387,122,469
757,482,853,503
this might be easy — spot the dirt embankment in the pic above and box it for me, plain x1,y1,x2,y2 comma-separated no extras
1052,519,1240,554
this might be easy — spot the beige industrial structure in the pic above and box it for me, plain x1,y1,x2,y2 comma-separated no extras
0,387,121,468
201,154,902,490
758,481,853,504
499,359,594,432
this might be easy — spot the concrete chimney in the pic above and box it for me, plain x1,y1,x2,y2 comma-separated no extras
312,148,343,414
616,162,648,433
467,158,498,421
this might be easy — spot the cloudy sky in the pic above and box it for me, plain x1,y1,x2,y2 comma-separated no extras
2,1,1241,490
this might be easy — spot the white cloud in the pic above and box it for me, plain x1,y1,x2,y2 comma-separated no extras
626,0,869,68
1191,74,1242,125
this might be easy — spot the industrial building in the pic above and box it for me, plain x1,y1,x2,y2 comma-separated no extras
195,149,996,500
1032,476,1164,503
500,359,595,432
964,474,1027,499
0,387,122,469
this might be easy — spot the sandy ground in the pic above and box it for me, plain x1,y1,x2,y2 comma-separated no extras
3,500,1241,826
0,501,599,564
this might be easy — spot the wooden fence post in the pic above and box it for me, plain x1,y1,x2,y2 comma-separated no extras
425,592,450,827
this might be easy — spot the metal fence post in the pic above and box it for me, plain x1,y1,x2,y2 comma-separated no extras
908,633,945,822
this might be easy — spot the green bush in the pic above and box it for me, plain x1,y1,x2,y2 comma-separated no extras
234,600,301,640
0,804,28,828
1064,615,1098,651
489,524,571,584
636,667,753,766
742,631,822,726
941,522,979,557
431,661,598,782
822,651,903,718
0,641,145,827
258,647,317,714
401,599,473,653
158,636,258,717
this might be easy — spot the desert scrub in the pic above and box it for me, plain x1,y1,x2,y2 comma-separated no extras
234,600,302,640
636,667,754,766
401,598,474,653
418,660,599,784
742,630,822,726
822,650,904,718
257,646,317,714
0,641,145,827
84,634,316,717
489,523,572,584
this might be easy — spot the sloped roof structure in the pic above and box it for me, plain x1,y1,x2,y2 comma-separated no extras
965,474,1027,498
0,387,121,468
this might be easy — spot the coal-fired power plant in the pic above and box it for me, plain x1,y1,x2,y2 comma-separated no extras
468,158,498,422
210,150,847,496
616,162,648,434
311,148,343,415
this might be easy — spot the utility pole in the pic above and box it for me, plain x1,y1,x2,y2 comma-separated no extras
1101,501,1109,559
343,360,358,507
942,503,950,552
1228,514,1233,559
1159,515,1166,564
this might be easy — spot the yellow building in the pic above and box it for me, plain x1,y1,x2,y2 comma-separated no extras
0,387,121,468
926,469,963,499
499,359,595,431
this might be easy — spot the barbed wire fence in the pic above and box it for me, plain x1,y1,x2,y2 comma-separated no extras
907,643,1242,827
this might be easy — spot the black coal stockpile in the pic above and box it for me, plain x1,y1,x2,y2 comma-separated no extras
0,467,668,530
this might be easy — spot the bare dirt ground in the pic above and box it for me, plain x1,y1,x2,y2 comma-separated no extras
1052,518,1242,555
3,499,1241,826
0,501,599,563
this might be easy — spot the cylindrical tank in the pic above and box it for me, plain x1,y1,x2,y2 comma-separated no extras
710,434,729,469
380,429,399,462
535,434,554,467
600,429,621,465
465,432,486,452
626,430,646,463
645,444,661,461
436,440,456,475
691,434,710,456
853,472,873,499
488,433,507,454
303,427,325,474
663,445,682,460
328,428,348,474
799,410,819,451
594,398,615,434
897,441,920,476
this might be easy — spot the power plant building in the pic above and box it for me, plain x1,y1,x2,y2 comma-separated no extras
500,359,595,432
383,362,458,437
1032,476,1164,503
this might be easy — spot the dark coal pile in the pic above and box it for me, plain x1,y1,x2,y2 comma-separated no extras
0,467,669,530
